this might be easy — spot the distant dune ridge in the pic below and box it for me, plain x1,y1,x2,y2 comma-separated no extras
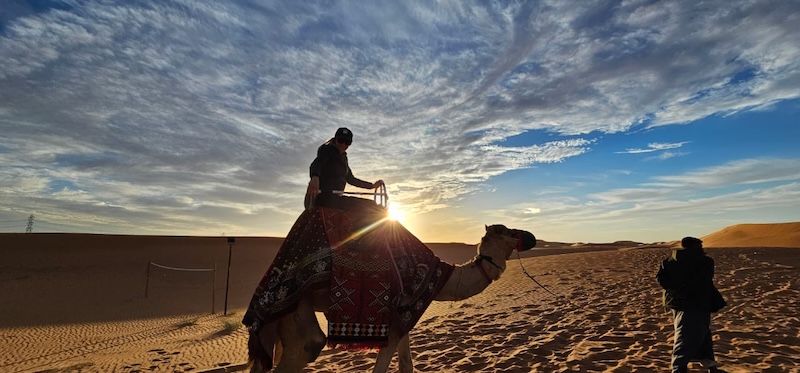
0,222,798,372
701,222,800,248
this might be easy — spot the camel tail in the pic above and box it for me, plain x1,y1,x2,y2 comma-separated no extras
247,325,274,373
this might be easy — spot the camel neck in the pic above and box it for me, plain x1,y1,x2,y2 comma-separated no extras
434,239,508,301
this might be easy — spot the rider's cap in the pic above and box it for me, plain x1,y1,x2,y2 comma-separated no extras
335,127,353,143
681,236,702,249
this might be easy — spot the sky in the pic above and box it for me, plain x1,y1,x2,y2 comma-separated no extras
1,0,799,244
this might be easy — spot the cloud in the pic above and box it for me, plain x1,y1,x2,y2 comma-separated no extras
585,158,800,203
647,158,800,188
486,158,800,242
616,141,690,154
641,151,686,162
1,1,799,237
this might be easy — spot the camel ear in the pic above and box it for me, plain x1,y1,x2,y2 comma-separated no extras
485,224,489,231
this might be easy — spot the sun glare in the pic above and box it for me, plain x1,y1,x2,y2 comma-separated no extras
388,205,406,222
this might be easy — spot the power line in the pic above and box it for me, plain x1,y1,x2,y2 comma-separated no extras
0,216,75,233
34,222,68,227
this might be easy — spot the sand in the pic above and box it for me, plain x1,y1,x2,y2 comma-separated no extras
1,222,798,372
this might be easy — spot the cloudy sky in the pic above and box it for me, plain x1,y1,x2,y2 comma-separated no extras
1,0,799,243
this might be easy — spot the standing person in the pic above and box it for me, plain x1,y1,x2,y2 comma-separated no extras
305,127,384,210
657,237,727,373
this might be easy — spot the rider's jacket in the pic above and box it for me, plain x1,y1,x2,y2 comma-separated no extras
309,142,372,192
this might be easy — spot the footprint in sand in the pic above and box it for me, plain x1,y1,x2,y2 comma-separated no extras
121,349,192,372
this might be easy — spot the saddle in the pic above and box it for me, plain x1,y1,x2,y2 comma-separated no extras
243,200,454,350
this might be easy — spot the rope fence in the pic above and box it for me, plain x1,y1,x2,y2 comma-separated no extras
145,261,217,314
149,262,216,272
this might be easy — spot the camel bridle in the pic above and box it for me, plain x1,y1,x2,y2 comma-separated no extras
472,226,566,306
475,254,503,283
474,229,523,283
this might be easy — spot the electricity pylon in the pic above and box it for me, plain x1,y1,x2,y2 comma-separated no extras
26,214,35,233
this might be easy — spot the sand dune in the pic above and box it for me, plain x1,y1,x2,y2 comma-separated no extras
701,222,800,248
1,223,798,372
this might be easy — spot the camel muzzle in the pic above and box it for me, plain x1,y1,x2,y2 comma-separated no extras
514,230,537,251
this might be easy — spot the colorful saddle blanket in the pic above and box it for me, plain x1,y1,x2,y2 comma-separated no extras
242,202,454,350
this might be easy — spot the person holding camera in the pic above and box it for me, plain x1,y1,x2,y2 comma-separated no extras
657,236,727,373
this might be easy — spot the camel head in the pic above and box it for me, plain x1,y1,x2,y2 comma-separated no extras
467,225,537,283
483,224,537,259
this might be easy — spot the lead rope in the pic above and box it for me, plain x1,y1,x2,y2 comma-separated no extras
515,250,560,298
515,250,586,312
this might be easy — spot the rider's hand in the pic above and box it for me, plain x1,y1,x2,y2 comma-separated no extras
307,177,320,199
372,179,384,189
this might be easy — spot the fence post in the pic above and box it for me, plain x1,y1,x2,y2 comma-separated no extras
212,263,217,314
224,237,235,315
145,261,151,297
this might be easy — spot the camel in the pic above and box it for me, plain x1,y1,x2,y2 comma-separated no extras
246,223,536,373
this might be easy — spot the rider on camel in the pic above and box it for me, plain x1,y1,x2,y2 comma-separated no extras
305,127,385,212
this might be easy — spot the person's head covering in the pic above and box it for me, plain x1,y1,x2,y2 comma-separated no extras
334,127,353,144
681,236,703,249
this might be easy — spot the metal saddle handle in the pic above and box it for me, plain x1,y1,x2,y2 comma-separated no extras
334,183,388,207
307,184,388,209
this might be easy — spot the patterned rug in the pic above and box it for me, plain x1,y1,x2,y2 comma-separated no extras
242,203,454,350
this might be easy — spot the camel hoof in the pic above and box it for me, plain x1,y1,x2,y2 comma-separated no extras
248,355,272,373
304,337,327,362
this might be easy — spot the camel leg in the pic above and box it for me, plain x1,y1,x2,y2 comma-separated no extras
373,332,413,373
372,332,401,373
274,339,283,367
251,321,279,373
274,297,327,373
397,334,413,373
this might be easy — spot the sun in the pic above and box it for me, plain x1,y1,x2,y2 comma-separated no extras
387,205,406,222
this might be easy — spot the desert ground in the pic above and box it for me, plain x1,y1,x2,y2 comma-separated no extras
1,222,798,372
